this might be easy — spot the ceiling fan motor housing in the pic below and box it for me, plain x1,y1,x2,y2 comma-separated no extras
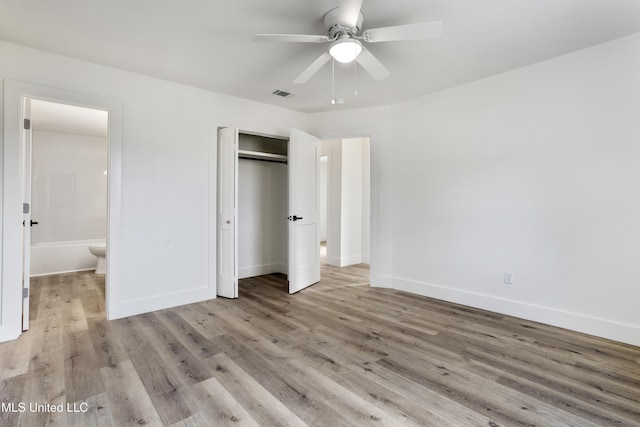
324,8,364,38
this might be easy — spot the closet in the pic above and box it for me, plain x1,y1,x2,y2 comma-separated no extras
237,133,288,280
217,127,321,298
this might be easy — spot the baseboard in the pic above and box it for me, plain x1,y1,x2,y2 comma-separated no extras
339,255,363,267
109,286,217,320
276,263,288,275
239,263,284,279
326,256,342,267
371,274,393,288
392,276,640,347
30,268,95,278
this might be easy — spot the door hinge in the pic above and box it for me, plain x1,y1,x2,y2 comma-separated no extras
23,288,29,299
24,118,31,130
23,203,30,214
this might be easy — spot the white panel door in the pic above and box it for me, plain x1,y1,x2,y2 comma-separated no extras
21,98,32,331
217,127,238,298
288,128,321,293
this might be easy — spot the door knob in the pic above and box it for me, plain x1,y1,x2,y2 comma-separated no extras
288,215,303,221
31,220,39,226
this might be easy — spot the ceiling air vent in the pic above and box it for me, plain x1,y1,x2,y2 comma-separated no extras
272,89,294,98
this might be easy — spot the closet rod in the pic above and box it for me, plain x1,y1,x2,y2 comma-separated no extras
238,149,287,164
238,155,287,164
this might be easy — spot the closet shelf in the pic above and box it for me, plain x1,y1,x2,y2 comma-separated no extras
238,149,287,163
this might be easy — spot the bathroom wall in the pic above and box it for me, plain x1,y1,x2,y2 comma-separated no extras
29,130,107,275
31,130,107,243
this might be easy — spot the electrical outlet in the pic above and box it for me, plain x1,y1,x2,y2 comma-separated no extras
504,271,513,284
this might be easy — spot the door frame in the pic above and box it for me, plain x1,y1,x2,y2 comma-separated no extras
21,97,32,331
313,128,380,286
211,121,294,298
1,80,122,342
215,123,291,298
320,136,372,269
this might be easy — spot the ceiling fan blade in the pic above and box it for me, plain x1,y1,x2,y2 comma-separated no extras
356,49,390,81
253,34,331,43
294,52,332,84
362,21,443,43
337,0,363,29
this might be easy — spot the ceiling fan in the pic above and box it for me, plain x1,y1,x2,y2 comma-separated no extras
253,0,443,84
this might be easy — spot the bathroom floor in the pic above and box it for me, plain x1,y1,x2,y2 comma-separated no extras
28,270,105,325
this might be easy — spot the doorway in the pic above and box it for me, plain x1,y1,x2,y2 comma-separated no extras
23,98,109,328
320,155,329,261
1,80,122,343
216,127,322,298
319,137,371,276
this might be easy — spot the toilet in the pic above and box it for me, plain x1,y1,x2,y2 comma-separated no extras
89,243,106,275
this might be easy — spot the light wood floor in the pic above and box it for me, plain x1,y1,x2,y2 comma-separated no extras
1,265,639,426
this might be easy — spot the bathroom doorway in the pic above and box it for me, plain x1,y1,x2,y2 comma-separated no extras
22,98,109,328
1,80,121,341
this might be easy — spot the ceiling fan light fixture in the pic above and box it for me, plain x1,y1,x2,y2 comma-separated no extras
329,38,362,63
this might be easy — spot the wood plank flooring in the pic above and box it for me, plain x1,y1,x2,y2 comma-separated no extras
1,265,639,426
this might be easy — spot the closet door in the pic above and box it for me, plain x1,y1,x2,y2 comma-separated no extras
217,127,238,298
288,128,321,293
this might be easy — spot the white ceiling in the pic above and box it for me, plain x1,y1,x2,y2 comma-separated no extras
30,99,109,138
1,0,640,113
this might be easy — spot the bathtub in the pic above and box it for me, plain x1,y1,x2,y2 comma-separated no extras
30,239,105,277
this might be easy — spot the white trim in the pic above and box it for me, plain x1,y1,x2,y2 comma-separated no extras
30,268,95,277
312,127,380,287
392,276,640,347
211,124,219,296
370,274,393,288
109,286,217,320
326,256,341,267
238,263,286,279
1,80,122,342
339,255,363,267
211,118,291,298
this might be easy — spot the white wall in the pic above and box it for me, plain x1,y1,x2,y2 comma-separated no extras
349,137,371,265
319,156,328,242
321,140,342,266
31,130,107,244
310,106,394,288
321,138,371,267
30,128,108,276
361,140,370,263
238,158,287,278
4,31,639,346
311,33,640,346
0,40,307,340
340,138,364,266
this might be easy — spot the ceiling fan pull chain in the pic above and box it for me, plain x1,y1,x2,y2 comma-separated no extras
331,58,336,105
354,46,358,96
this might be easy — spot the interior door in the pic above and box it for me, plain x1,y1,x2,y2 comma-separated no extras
21,98,32,330
217,127,238,298
288,128,321,293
